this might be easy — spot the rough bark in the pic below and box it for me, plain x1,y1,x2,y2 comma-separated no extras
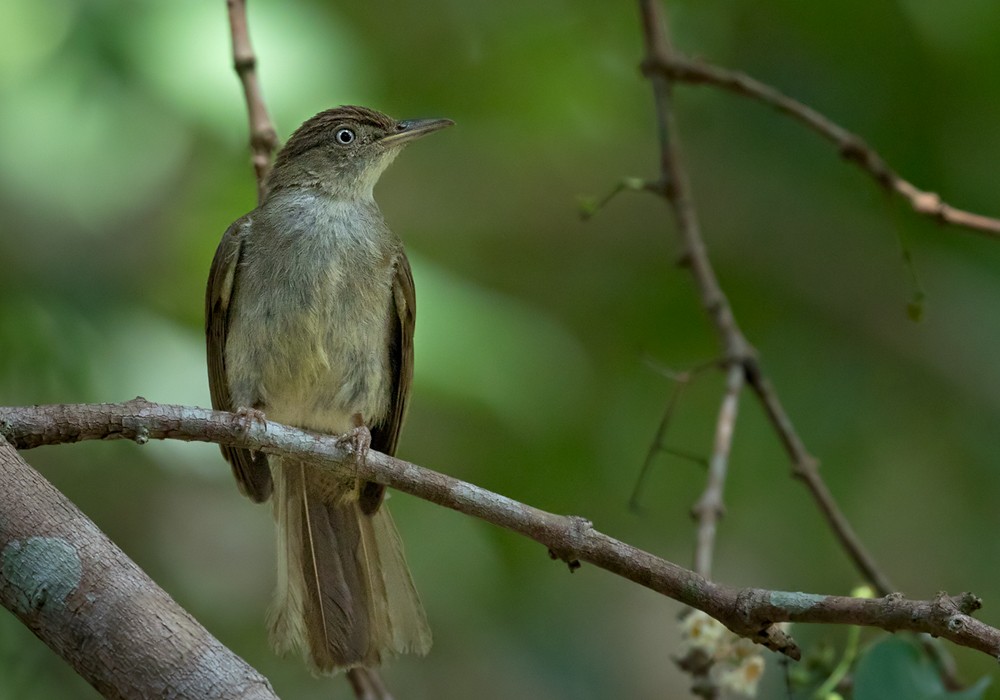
0,435,278,700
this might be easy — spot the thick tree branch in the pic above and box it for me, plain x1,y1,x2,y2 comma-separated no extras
5,401,1000,662
644,48,1000,239
636,0,894,597
0,435,278,700
226,0,278,203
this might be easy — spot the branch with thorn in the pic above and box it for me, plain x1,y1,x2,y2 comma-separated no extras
619,0,989,693
627,0,894,597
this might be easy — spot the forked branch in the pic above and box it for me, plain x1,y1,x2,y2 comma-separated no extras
636,0,893,597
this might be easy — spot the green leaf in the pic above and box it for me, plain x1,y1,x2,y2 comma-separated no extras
854,637,990,700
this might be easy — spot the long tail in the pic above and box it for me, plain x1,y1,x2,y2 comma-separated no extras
267,458,431,673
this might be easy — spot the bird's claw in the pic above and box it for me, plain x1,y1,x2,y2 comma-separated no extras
232,406,267,434
336,425,372,464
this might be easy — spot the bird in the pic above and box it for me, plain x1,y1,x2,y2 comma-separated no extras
205,105,452,672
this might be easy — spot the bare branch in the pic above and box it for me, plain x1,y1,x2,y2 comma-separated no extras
644,51,1000,239
636,0,893,597
0,435,278,700
692,362,743,579
741,360,894,596
5,400,1000,661
226,0,278,203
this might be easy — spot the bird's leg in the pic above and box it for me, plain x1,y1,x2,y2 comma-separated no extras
347,668,393,700
336,412,372,464
339,415,385,513
231,405,267,437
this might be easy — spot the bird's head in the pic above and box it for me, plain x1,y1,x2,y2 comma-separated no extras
266,105,453,199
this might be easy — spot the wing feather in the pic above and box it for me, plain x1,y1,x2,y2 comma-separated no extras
359,253,415,514
206,215,274,503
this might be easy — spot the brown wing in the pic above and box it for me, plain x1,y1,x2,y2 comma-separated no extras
206,215,273,503
359,252,416,515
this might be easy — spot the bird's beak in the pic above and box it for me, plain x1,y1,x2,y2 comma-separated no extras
382,118,455,145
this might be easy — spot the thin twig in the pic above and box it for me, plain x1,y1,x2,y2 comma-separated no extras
6,401,1000,662
226,0,278,203
644,52,1000,240
659,446,709,468
692,362,744,579
630,370,691,512
636,0,894,597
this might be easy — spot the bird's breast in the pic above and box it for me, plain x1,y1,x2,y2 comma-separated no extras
226,196,398,434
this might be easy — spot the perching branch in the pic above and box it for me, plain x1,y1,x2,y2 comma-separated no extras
644,44,1000,239
226,0,278,203
0,435,278,700
636,0,894,597
5,400,1000,663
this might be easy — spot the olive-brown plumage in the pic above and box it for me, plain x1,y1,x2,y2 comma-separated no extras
205,106,451,672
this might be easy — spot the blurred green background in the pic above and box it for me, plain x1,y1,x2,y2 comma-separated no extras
3,0,1000,697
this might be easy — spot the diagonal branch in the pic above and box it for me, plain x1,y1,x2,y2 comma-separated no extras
644,49,1000,239
226,0,278,203
744,359,893,596
0,435,278,700
5,400,1000,662
636,0,893,597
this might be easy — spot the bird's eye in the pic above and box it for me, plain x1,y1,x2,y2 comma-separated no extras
335,128,355,145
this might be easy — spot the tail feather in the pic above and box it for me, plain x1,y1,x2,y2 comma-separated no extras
267,458,430,673
365,506,431,655
267,462,306,657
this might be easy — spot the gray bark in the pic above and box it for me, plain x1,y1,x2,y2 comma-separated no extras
0,436,278,700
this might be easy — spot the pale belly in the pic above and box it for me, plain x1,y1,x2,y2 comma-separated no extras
259,310,392,434
225,265,395,436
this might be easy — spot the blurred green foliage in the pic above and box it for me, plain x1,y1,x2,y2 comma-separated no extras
3,0,1000,698
854,638,990,700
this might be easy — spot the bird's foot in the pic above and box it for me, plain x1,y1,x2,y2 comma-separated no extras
231,406,267,435
336,424,372,465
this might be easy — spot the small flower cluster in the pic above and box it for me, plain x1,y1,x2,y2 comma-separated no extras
678,611,768,697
